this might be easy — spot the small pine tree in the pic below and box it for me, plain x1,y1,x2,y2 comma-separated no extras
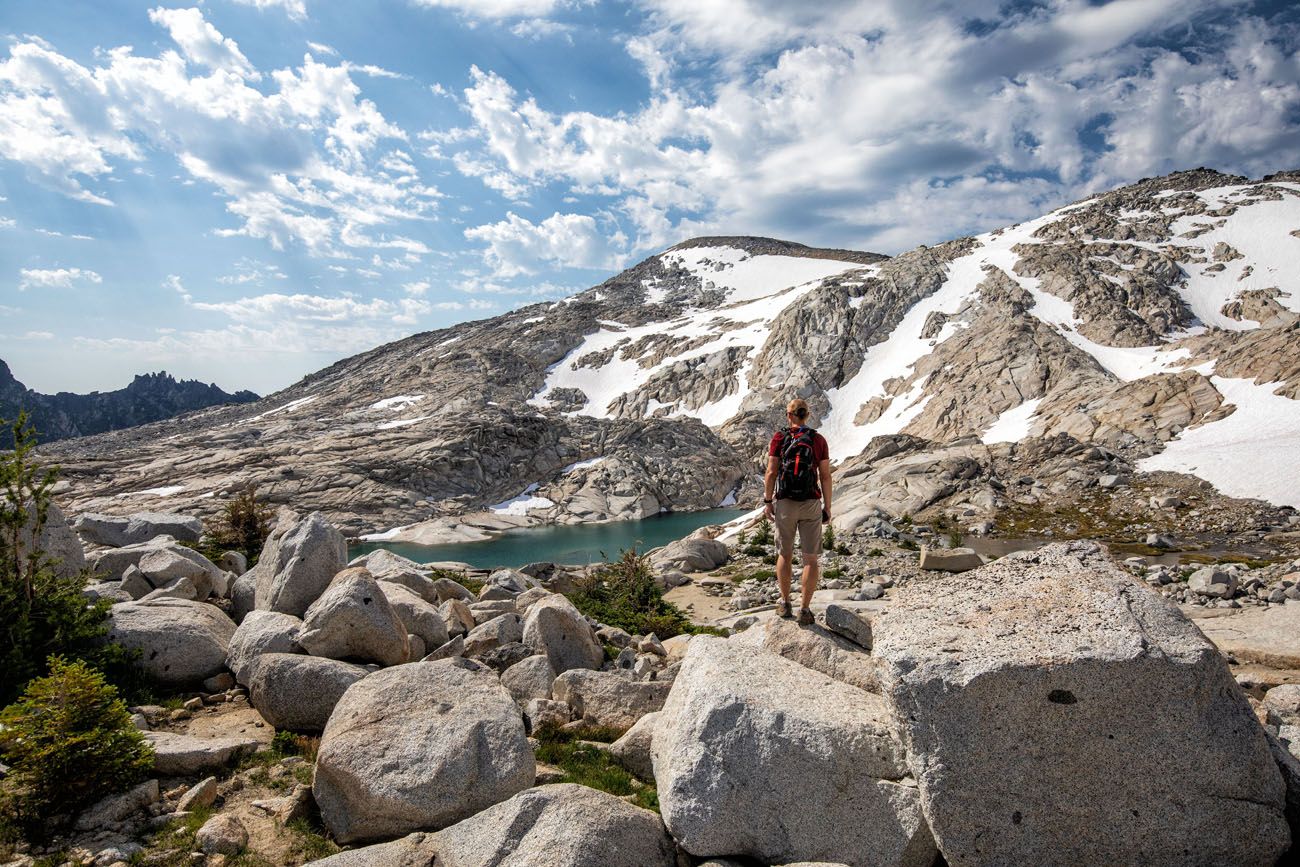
0,657,154,820
752,517,773,546
822,522,835,553
211,484,273,565
0,414,140,707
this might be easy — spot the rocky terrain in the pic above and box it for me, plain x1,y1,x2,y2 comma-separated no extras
10,504,1299,866
38,168,1300,552
1,361,258,443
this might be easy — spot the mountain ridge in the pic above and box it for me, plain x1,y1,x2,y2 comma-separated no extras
40,167,1300,550
1,360,259,443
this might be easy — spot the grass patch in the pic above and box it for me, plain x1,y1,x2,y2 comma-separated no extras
285,815,339,862
823,566,843,580
899,538,918,551
533,725,658,812
867,548,884,557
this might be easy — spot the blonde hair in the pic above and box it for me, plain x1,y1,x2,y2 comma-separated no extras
786,398,809,421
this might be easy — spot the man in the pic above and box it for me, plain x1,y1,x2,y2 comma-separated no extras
763,398,832,625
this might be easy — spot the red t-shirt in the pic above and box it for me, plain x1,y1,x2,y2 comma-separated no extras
769,427,829,461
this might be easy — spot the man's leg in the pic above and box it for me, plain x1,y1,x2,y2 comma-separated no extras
800,555,819,610
773,500,795,617
777,553,793,607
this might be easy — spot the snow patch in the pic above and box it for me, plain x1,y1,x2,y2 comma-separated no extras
116,485,186,498
360,525,408,541
489,483,555,516
980,398,1044,444
243,396,317,423
563,457,607,473
1138,377,1300,508
371,395,425,411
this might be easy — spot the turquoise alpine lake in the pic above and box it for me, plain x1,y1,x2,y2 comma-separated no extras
349,509,749,570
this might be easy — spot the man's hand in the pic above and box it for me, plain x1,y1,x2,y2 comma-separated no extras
764,500,775,520
822,507,830,524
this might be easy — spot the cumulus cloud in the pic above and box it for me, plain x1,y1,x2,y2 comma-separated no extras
449,1,1300,254
464,211,623,276
231,0,309,21
147,7,260,79
0,9,439,260
19,267,102,289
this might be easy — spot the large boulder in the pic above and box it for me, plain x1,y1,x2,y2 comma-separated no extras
427,783,675,867
653,637,934,867
17,501,86,578
609,711,658,782
378,580,450,650
649,538,729,572
108,599,235,686
227,610,302,685
145,731,260,775
353,549,439,603
313,659,535,844
731,617,880,693
871,542,1290,867
552,669,670,731
299,568,409,666
464,612,523,658
74,512,202,547
522,594,604,674
500,655,557,708
303,785,675,867
253,511,348,617
137,546,224,600
248,654,368,732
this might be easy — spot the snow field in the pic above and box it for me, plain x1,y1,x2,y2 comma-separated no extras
1138,377,1300,508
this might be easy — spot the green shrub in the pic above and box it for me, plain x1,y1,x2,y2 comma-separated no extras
867,548,884,557
822,523,836,552
899,538,919,551
567,548,693,639
0,657,154,821
0,414,142,707
823,566,843,580
207,484,274,566
751,518,773,546
947,528,963,548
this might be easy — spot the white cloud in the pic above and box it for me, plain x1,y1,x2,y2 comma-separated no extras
402,280,430,295
163,273,192,302
0,9,438,257
0,217,14,229
147,7,260,79
307,41,336,56
231,0,309,21
34,228,94,239
445,2,1300,254
409,0,578,20
18,267,102,289
464,211,622,277
510,19,575,41
20,331,53,340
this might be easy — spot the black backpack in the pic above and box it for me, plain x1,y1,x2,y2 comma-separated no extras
776,427,820,501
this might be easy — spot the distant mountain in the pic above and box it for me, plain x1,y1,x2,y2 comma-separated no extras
0,360,259,442
43,169,1300,543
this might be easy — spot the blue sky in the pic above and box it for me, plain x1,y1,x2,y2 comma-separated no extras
2,0,1299,396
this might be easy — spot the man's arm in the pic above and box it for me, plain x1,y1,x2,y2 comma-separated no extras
763,455,779,519
818,458,832,519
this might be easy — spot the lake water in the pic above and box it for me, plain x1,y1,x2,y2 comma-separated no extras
349,509,748,570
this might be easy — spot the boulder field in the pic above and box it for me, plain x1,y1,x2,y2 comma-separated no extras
67,509,1298,866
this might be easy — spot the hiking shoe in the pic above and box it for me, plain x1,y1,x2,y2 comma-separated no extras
797,607,814,626
779,599,793,619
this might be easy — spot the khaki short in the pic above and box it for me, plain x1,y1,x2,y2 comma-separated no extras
774,498,823,560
